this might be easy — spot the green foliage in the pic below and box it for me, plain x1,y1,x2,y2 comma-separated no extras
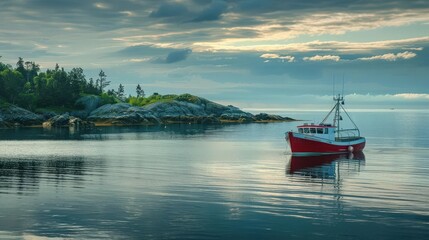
128,93,176,106
0,98,10,110
0,69,25,104
16,93,37,110
0,61,11,72
127,93,202,107
0,57,202,112
175,93,202,104
100,93,120,105
0,57,110,110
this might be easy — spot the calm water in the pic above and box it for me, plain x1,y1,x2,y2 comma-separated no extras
0,110,428,239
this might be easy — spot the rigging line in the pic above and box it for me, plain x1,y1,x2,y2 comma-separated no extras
340,104,360,136
320,104,337,124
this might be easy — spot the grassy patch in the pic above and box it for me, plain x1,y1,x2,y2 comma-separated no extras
128,93,206,107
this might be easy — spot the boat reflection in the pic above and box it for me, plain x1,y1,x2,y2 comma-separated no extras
286,152,365,182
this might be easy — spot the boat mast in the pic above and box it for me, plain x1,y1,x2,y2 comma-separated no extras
333,94,343,138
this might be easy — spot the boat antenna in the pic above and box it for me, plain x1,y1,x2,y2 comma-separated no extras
342,74,345,98
333,74,335,100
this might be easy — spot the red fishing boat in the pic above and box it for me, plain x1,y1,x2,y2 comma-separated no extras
286,94,365,155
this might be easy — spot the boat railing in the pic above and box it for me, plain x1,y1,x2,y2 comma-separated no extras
336,128,360,139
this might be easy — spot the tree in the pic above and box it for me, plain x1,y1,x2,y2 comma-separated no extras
0,69,25,104
0,58,120,110
24,61,40,90
16,57,25,76
97,69,110,93
68,67,86,98
0,60,11,72
51,66,72,107
136,84,145,98
107,89,116,96
117,84,125,101
86,77,99,94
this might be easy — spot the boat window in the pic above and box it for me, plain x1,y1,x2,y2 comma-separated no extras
324,128,329,134
298,128,303,133
303,128,309,133
317,128,323,134
310,128,316,134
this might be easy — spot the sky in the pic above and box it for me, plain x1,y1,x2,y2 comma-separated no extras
0,0,428,109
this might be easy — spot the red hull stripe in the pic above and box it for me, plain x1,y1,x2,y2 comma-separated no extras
287,132,365,154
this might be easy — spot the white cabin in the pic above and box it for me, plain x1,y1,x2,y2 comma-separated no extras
297,123,336,141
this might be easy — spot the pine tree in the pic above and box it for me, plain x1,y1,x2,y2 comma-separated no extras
16,57,25,76
97,69,110,93
117,84,125,101
136,84,145,98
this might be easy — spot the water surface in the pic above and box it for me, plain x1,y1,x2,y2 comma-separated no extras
1,110,428,239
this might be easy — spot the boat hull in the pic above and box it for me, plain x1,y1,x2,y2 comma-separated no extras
286,131,365,155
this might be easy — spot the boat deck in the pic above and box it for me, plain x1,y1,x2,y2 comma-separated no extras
335,136,364,142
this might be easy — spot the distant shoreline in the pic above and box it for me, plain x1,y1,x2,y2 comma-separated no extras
0,94,296,129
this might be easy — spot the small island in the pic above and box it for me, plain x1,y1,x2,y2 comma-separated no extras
0,58,293,128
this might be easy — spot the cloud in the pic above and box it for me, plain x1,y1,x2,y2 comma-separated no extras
94,2,109,9
331,93,429,108
149,0,228,23
260,53,295,62
115,45,192,64
194,36,429,53
149,2,190,18
358,51,417,61
303,55,340,61
0,0,428,107
191,0,228,22
393,93,429,100
402,47,423,51
161,49,192,64
143,76,252,93
123,58,150,63
115,44,173,57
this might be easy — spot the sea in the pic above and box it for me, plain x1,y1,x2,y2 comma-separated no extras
0,109,428,239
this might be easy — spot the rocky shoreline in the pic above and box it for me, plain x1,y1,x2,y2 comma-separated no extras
0,95,294,129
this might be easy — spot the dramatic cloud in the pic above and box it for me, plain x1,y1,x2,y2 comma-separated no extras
0,0,428,108
358,51,417,61
303,55,340,61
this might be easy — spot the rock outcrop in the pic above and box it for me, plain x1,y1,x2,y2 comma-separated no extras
253,113,294,122
87,103,160,125
87,96,292,125
0,94,294,128
145,101,206,118
0,116,9,128
0,104,43,127
72,95,103,118
42,113,95,128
